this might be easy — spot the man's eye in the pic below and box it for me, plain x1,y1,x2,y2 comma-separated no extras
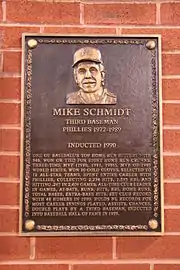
90,67,98,73
78,68,85,74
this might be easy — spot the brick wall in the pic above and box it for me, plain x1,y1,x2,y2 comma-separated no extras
0,0,180,269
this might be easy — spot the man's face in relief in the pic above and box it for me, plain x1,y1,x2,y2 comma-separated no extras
74,61,103,93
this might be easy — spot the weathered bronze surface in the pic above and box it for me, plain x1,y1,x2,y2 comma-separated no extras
20,35,163,235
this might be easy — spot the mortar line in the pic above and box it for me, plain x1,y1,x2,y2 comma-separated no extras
112,237,117,259
164,232,180,235
0,179,20,183
1,259,180,264
164,205,180,209
163,75,180,79
0,205,19,210
163,125,180,130
0,49,22,52
163,100,180,104
163,152,180,156
69,265,73,270
0,73,21,78
80,2,84,25
0,151,20,156
30,237,36,260
164,180,180,183
156,2,161,25
0,99,21,103
0,125,21,129
2,0,6,22
0,232,18,236
162,51,180,54
1,23,180,29
116,28,121,35
40,26,45,33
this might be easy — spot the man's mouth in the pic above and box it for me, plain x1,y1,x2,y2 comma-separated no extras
83,81,96,85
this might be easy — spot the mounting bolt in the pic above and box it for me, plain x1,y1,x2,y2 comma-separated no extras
28,39,38,49
146,40,156,50
148,219,158,230
25,219,35,231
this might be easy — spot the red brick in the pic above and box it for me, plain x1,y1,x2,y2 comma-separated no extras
0,129,20,151
122,28,180,51
163,79,180,100
155,265,180,270
0,156,19,178
0,77,21,100
163,54,180,75
0,183,19,205
163,104,180,125
0,209,18,232
164,156,180,179
0,236,30,260
161,3,180,25
165,209,180,232
163,130,180,152
6,1,80,24
0,103,20,125
84,4,156,25
0,266,68,270
74,265,149,270
165,183,180,205
36,237,112,259
3,52,21,73
116,236,180,259
0,26,40,49
44,27,116,35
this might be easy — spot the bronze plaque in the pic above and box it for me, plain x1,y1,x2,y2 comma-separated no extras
20,35,163,235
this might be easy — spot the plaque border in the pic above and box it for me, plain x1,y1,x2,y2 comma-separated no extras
19,34,164,236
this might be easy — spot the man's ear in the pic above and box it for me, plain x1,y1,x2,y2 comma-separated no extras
74,69,78,84
101,70,105,85
101,71,105,79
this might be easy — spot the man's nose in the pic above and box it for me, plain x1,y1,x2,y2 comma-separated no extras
84,69,91,78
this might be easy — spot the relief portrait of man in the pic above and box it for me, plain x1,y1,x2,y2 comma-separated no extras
66,47,117,105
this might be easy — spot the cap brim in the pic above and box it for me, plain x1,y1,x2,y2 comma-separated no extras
72,59,102,67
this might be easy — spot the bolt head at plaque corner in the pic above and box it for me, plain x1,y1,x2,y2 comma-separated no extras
25,219,35,231
148,219,158,230
146,40,156,50
28,39,38,49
